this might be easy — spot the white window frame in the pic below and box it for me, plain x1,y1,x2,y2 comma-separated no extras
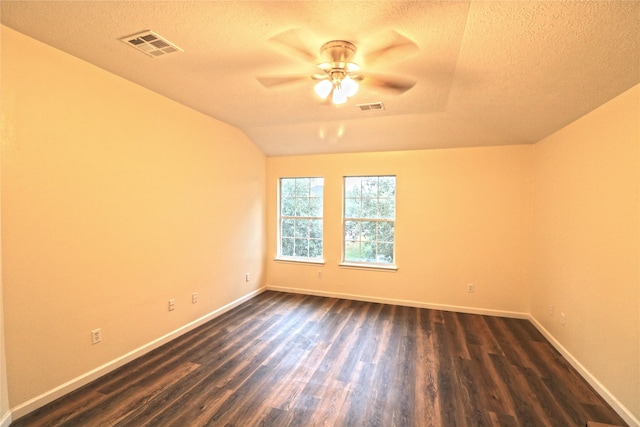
276,177,325,264
341,175,397,270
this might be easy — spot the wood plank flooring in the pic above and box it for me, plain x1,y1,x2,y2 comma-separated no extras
12,291,627,426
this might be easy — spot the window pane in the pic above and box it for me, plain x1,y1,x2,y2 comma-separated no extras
309,197,322,217
361,221,377,241
379,176,396,196
362,177,378,197
362,198,377,218
295,198,310,216
281,179,296,197
345,241,361,260
362,242,376,262
345,198,361,218
378,221,394,242
378,198,395,219
294,239,309,257
309,219,323,239
345,220,360,241
281,237,294,256
281,197,295,216
294,219,309,238
295,178,310,197
309,239,322,257
310,178,324,197
345,177,361,197
377,242,394,264
282,219,294,237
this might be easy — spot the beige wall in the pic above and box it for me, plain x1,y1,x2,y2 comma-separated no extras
0,300,7,426
0,157,8,425
0,64,8,421
532,84,640,421
1,26,266,409
266,145,533,315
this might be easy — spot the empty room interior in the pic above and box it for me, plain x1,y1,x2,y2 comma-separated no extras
0,1,639,426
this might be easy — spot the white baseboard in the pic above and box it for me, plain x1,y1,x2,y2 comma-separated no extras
0,410,11,427
528,315,639,427
10,287,266,420
266,285,529,319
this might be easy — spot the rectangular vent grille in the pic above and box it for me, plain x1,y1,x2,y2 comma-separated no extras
119,31,183,58
358,102,385,111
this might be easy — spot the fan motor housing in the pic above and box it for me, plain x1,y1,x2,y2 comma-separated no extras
320,40,357,64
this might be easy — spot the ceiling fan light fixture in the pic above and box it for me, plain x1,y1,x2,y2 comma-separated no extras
314,40,362,105
332,87,348,105
314,80,333,99
346,63,360,73
342,77,359,97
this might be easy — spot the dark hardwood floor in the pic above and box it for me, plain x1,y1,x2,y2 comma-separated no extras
12,291,627,426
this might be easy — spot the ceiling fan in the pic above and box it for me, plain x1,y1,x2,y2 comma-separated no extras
257,31,418,105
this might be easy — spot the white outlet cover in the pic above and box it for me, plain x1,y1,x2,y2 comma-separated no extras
91,328,101,344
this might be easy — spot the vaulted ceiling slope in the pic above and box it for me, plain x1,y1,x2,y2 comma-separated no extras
2,1,639,156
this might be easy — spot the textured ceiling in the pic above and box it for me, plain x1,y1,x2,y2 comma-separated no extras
1,1,639,156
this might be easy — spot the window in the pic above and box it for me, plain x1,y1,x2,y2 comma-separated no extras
278,177,324,261
343,176,396,266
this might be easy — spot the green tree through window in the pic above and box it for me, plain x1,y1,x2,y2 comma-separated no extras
344,176,396,265
279,177,324,260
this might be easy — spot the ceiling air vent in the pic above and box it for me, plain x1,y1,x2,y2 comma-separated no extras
358,102,385,111
119,31,183,58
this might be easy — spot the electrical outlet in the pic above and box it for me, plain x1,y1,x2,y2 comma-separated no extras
168,299,175,311
549,305,554,317
560,312,566,326
467,283,475,293
317,271,323,279
192,292,198,304
245,272,250,282
91,328,102,345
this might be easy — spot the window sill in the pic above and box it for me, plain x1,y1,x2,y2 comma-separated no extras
339,262,398,272
274,257,325,266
